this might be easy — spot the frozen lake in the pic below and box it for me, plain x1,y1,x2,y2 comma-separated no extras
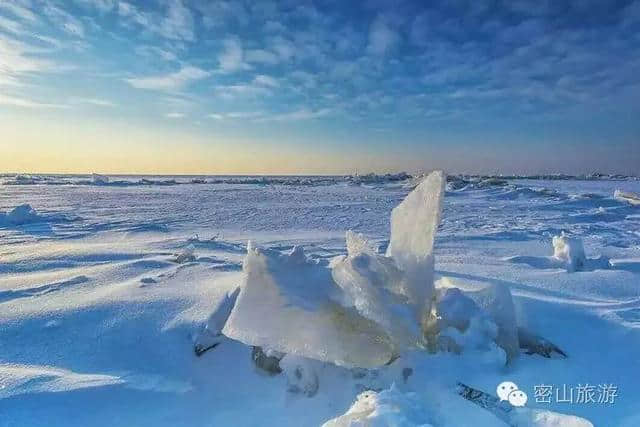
1,175,639,426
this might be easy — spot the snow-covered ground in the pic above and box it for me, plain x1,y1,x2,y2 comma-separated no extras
1,175,639,426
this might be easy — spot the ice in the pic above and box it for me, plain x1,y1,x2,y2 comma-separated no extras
331,232,423,351
1,204,41,225
614,189,640,205
386,170,445,320
510,408,594,427
552,233,611,272
224,172,446,367
279,354,320,397
194,288,240,354
92,173,109,185
173,244,196,263
435,280,519,361
322,384,433,427
222,244,396,368
552,233,586,272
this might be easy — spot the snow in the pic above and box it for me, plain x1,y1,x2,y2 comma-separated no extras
322,384,434,427
1,203,41,225
1,174,639,426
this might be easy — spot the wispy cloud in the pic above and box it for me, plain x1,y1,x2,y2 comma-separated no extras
367,15,400,55
218,37,249,72
252,74,279,88
126,66,210,91
72,97,116,107
43,3,85,37
0,2,38,22
165,112,185,118
0,93,68,109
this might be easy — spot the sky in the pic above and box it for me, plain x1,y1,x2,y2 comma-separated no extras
1,0,639,175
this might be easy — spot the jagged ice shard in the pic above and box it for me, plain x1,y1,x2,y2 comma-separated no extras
223,171,446,368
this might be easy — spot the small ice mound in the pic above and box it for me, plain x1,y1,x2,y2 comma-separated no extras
322,384,433,427
510,408,594,427
614,189,640,206
92,173,109,185
552,233,610,272
1,204,42,225
552,233,586,272
172,245,196,263
279,354,320,397
431,280,520,362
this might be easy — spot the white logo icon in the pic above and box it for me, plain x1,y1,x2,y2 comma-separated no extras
497,381,528,407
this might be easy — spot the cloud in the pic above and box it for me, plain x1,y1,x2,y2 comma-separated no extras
218,37,249,72
0,16,26,35
43,4,85,37
0,38,56,84
0,2,38,22
367,15,400,55
165,112,185,118
245,49,279,65
0,93,68,109
252,74,279,87
72,97,116,107
117,0,194,41
214,84,272,99
126,66,210,91
259,108,332,122
209,111,264,120
159,0,195,41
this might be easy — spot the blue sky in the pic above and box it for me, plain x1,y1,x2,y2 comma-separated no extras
1,0,639,174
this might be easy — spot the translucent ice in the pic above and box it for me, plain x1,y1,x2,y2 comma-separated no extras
223,244,395,368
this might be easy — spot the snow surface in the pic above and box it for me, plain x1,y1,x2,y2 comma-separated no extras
1,175,639,426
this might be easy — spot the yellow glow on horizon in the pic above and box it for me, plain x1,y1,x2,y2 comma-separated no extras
1,113,388,175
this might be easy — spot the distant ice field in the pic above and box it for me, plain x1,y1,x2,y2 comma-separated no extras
1,175,639,426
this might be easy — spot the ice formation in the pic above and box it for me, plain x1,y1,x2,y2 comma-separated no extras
322,384,433,427
510,408,594,427
614,189,640,205
552,233,586,272
223,171,446,368
173,245,196,263
433,280,520,362
223,243,396,368
194,288,240,355
1,204,41,225
92,173,109,185
552,233,610,272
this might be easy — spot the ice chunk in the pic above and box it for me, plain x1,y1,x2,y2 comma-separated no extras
436,280,519,362
2,204,41,225
322,384,433,427
551,233,611,272
92,173,109,185
552,233,586,273
194,288,240,356
614,189,640,206
223,245,396,368
510,408,594,427
224,173,446,368
386,170,445,320
332,232,422,351
173,244,196,263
